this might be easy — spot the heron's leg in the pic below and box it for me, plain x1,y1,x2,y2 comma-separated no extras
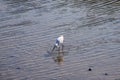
61,44,64,51
58,46,60,52
52,45,56,52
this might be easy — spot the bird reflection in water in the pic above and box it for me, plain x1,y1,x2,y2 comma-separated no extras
52,51,64,65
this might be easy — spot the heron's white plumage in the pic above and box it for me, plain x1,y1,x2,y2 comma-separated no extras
57,35,64,43
55,35,64,46
52,35,64,51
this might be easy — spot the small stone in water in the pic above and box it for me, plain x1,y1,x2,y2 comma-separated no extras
16,67,21,70
88,68,92,71
104,73,108,75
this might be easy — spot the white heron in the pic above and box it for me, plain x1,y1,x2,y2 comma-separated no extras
52,35,64,52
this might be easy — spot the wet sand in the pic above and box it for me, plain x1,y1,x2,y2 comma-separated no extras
0,0,120,80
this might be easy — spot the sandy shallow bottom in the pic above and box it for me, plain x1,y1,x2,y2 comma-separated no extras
0,0,120,80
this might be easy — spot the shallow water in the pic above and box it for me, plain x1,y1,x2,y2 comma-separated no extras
0,0,120,80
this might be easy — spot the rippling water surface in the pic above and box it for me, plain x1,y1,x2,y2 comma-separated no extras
0,0,120,80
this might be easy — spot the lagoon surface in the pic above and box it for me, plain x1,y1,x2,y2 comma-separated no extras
0,0,120,80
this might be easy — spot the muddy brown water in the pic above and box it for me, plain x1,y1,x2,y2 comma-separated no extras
0,0,120,80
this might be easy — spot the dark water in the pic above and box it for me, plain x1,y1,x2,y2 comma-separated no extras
0,0,120,80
